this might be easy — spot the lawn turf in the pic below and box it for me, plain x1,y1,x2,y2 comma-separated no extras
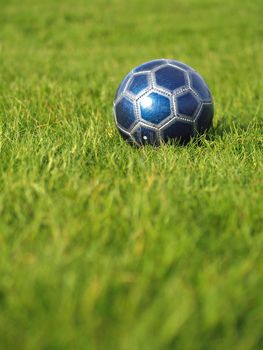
0,0,263,349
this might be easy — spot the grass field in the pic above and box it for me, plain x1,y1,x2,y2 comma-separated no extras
0,0,263,349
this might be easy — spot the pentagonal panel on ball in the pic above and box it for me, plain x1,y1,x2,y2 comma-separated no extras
127,73,149,96
115,73,132,99
131,123,160,146
155,66,187,92
134,59,166,73
167,60,194,72
139,92,172,125
161,120,195,144
115,97,137,131
196,103,214,133
176,92,201,120
190,72,212,102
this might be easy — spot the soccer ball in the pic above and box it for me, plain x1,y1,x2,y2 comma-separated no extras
113,59,214,146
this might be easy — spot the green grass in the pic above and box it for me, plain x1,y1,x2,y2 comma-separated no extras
0,0,263,349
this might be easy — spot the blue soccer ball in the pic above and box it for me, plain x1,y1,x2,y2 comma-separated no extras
113,59,214,146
